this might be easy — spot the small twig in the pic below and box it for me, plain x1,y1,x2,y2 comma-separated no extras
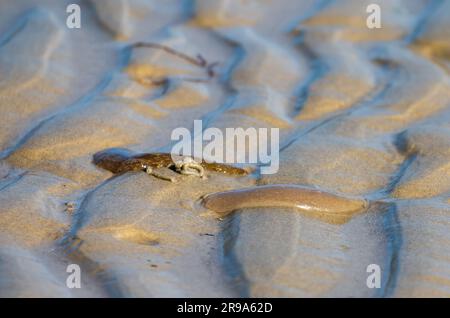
131,42,206,67
196,54,207,67
206,61,219,77
130,42,219,84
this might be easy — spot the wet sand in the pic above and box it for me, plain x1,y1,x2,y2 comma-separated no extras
0,0,450,297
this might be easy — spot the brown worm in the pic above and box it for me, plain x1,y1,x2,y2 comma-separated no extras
201,184,368,224
93,148,249,176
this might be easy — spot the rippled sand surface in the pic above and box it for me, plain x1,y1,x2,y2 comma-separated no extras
0,0,450,297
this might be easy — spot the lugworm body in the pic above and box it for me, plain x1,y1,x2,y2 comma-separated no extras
93,148,249,176
202,184,368,224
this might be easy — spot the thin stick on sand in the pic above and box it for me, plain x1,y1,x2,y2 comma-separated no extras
130,42,219,80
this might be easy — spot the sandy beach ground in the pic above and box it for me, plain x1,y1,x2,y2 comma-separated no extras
0,0,449,297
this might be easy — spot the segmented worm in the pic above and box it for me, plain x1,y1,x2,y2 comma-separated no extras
201,184,368,224
93,148,249,176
